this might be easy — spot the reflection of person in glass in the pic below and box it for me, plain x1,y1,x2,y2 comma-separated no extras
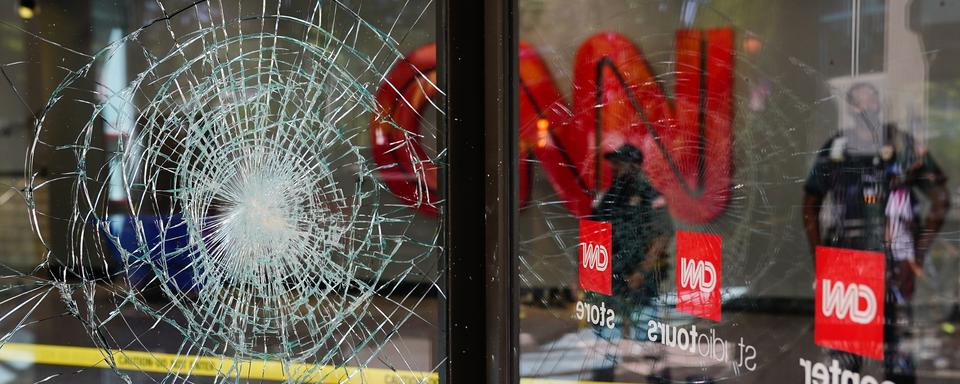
589,144,673,381
802,82,950,383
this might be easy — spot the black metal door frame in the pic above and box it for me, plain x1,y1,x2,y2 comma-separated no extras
439,0,519,383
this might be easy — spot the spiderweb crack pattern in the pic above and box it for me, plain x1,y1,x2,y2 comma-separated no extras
0,1,444,383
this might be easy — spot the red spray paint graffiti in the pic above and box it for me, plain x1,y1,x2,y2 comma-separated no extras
370,29,734,223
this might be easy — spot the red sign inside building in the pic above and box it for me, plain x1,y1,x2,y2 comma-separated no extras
815,246,885,360
372,28,735,224
675,230,723,321
579,219,612,296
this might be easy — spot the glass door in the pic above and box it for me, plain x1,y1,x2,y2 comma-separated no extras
517,1,960,383
0,1,447,382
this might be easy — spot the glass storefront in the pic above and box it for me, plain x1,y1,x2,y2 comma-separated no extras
516,1,960,383
0,0,445,383
4,0,960,383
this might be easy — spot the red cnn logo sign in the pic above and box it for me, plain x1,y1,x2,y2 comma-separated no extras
815,246,885,359
579,219,612,295
372,29,734,224
676,231,722,321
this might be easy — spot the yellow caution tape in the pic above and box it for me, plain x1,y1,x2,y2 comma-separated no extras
0,343,435,383
0,343,616,384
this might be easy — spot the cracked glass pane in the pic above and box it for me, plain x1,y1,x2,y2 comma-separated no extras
518,1,960,383
0,0,444,383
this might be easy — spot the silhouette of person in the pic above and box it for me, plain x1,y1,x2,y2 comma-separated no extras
802,82,950,383
588,143,673,381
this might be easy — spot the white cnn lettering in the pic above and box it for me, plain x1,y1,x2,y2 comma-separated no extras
582,243,609,272
679,257,716,293
821,279,877,324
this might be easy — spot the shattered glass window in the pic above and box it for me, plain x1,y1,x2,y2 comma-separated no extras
517,0,960,383
0,0,444,382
